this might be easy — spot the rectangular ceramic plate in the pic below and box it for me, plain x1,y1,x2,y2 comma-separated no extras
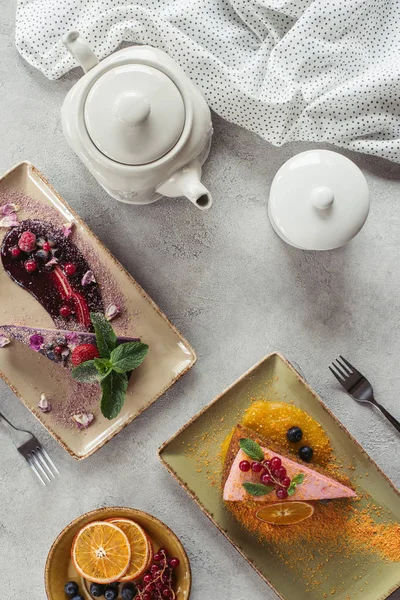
0,162,196,459
159,353,400,600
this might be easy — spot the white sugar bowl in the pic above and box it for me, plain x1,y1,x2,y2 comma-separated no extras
268,150,370,250
61,32,213,210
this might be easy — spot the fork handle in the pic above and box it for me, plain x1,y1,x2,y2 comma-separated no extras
0,411,20,445
374,402,400,433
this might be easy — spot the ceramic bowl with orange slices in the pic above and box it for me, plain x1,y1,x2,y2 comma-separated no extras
45,507,191,600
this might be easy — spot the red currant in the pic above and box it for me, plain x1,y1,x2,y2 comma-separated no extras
272,468,281,478
251,461,263,473
59,305,71,317
143,593,152,600
276,488,288,500
24,259,37,273
153,553,162,562
10,246,21,258
150,564,160,576
169,557,180,569
262,459,272,470
162,588,173,598
54,345,63,355
42,241,51,252
270,456,282,470
239,460,251,472
281,477,291,488
277,466,287,479
143,574,153,585
64,263,77,276
261,473,272,485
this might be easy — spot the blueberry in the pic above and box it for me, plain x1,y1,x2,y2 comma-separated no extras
107,582,119,588
64,582,79,596
71,596,84,600
121,583,137,600
90,582,105,597
299,445,313,462
286,426,303,443
104,588,118,600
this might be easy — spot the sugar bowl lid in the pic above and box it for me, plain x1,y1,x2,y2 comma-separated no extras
84,64,185,166
268,150,370,250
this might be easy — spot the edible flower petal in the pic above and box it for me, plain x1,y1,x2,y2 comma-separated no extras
81,270,96,286
0,333,10,347
38,393,51,413
62,222,74,238
72,413,94,429
105,303,121,321
65,331,80,347
45,257,58,268
0,214,19,228
29,333,44,352
1,203,19,216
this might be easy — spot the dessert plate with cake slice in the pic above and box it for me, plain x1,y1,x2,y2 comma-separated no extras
0,162,196,459
159,353,400,600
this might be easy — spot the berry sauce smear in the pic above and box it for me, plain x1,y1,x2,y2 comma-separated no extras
1,220,103,330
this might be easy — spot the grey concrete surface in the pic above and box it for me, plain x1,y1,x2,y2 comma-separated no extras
0,2,399,599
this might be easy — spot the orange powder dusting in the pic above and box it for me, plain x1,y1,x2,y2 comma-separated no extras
226,500,400,563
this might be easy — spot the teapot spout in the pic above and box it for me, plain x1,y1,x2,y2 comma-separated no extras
156,161,212,211
62,31,99,73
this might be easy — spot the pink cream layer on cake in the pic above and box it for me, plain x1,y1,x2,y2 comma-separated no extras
223,447,357,502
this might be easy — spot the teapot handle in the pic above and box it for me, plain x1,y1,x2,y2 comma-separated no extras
63,31,99,73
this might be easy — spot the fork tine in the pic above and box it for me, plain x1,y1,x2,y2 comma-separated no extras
339,355,359,375
30,451,51,483
336,357,352,375
40,446,59,476
28,456,46,486
35,446,56,479
333,360,348,380
329,365,344,383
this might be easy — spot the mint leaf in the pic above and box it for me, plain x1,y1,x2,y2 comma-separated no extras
287,473,304,496
292,473,305,485
100,371,128,420
110,342,149,373
94,357,112,377
239,438,264,462
90,312,117,358
243,482,275,497
71,360,99,383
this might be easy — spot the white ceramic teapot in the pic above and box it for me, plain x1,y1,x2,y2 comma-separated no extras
61,31,213,210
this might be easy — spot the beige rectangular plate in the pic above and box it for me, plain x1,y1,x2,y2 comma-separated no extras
159,352,400,600
0,162,196,459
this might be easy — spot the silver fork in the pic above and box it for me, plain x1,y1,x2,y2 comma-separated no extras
0,411,59,485
329,356,400,434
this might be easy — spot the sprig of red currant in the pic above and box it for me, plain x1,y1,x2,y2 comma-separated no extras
136,548,179,600
239,455,291,499
238,438,304,499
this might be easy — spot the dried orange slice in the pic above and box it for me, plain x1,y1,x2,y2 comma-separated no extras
71,521,131,583
107,518,153,581
256,502,314,525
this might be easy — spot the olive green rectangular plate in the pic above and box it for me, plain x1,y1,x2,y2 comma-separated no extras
0,162,196,459
159,352,400,600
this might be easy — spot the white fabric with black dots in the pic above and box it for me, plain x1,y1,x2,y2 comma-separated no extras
16,0,400,162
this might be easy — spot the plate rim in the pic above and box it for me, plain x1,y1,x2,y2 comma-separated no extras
158,351,400,600
44,506,192,599
0,161,197,460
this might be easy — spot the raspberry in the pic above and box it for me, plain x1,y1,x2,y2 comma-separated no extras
71,343,100,366
18,231,37,252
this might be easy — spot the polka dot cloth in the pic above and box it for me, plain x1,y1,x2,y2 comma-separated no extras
16,0,400,161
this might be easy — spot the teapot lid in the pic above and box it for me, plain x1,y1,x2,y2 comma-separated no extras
84,64,185,165
268,150,370,250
